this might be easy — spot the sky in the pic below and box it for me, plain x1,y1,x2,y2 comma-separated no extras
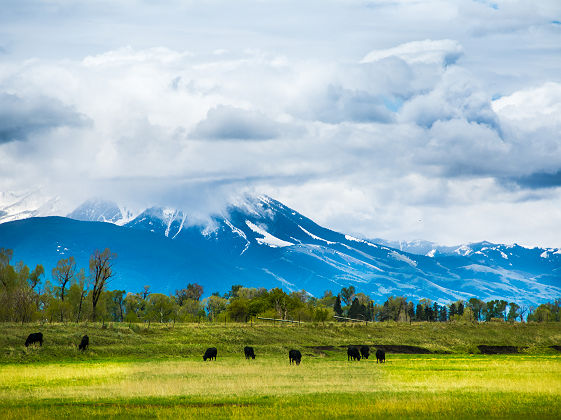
1,0,561,247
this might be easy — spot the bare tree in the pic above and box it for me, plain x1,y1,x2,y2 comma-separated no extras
89,248,116,321
52,256,76,321
519,305,529,322
142,285,151,300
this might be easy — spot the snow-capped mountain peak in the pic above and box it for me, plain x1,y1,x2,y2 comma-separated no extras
2,194,561,305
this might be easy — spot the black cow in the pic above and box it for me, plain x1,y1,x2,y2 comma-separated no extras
244,346,255,359
347,346,361,361
376,349,386,363
25,332,43,347
360,345,370,359
203,347,217,361
289,349,302,365
79,335,89,351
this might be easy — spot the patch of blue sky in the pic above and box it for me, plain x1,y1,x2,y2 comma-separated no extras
383,97,404,112
474,0,498,10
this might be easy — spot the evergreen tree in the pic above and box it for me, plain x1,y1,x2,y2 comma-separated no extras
407,302,415,322
439,305,447,322
348,298,362,319
416,303,424,321
333,294,343,317
449,303,457,318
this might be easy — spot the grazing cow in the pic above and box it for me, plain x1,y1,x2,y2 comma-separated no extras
360,345,370,359
347,346,361,361
78,335,89,351
203,347,217,361
376,349,386,363
25,332,43,347
289,349,302,365
244,346,256,360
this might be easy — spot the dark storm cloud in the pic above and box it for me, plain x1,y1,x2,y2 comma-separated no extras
511,170,561,189
189,105,284,140
0,93,89,143
294,85,394,124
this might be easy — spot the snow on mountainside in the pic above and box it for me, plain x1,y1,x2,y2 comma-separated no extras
373,238,561,265
68,199,126,224
1,194,561,305
0,191,63,224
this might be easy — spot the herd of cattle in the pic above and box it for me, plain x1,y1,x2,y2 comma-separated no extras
24,332,386,364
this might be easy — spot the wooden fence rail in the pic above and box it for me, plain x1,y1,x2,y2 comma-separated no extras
257,317,303,324
334,315,368,325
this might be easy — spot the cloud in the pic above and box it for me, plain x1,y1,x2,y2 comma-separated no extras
492,82,561,126
361,39,463,67
189,105,284,140
292,84,393,124
0,93,89,143
398,67,499,130
511,170,561,189
460,0,561,36
1,1,561,247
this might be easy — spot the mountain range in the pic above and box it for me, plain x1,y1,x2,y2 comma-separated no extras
1,195,560,305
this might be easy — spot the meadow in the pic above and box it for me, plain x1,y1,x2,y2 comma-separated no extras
1,322,561,418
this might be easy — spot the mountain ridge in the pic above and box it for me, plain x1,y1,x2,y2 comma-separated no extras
1,195,560,305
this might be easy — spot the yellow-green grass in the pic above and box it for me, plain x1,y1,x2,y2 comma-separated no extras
1,355,561,418
2,322,561,418
2,321,561,364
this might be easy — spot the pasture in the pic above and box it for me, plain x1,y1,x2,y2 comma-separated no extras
1,322,561,418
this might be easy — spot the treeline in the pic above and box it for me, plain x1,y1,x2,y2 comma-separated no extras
0,248,559,324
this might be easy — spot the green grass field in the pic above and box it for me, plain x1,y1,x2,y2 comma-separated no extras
1,322,561,418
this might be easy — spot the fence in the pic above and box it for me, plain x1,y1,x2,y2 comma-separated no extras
333,315,369,326
256,317,303,324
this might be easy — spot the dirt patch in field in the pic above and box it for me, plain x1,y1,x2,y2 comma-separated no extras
372,345,432,354
477,345,519,354
338,344,431,354
549,345,561,352
305,345,337,354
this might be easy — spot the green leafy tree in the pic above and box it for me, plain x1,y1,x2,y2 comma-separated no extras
124,292,144,323
106,290,126,322
340,286,355,306
268,288,289,319
67,269,87,322
205,295,228,321
27,264,44,290
507,302,520,322
146,293,175,323
186,283,203,301
313,306,331,325
227,297,250,322
467,298,485,321
528,304,552,322
381,296,407,321
224,284,243,299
